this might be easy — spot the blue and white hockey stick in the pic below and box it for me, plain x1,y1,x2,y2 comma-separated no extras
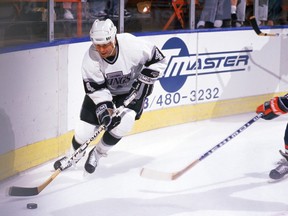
140,113,264,181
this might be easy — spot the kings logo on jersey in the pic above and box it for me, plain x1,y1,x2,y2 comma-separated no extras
106,71,132,90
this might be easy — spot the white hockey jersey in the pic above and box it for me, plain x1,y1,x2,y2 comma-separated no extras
81,33,167,105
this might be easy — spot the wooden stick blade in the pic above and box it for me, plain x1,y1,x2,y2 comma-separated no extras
249,16,279,36
249,16,262,35
8,169,61,197
140,159,200,181
140,168,174,181
9,186,39,196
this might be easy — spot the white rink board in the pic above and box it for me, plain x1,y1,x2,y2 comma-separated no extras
2,28,288,181
143,30,285,110
67,29,288,129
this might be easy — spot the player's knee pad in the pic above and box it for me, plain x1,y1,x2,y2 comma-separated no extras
74,120,97,144
110,109,136,137
102,131,121,146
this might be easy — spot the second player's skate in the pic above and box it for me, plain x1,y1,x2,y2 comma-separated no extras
269,150,288,180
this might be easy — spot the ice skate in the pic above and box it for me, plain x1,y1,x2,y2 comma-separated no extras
84,146,106,174
269,150,288,180
54,156,73,171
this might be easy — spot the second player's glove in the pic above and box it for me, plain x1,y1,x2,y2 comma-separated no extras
256,95,288,120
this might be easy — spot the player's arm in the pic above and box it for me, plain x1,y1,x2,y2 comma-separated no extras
256,94,288,120
127,68,158,103
82,55,120,129
83,79,121,129
81,50,112,102
128,45,167,102
143,45,167,79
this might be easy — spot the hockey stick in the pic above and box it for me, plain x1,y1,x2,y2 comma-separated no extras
249,16,287,37
140,113,264,181
8,91,137,196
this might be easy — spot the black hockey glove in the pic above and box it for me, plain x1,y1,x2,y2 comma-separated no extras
95,101,122,130
256,94,288,120
127,68,160,105
95,101,114,127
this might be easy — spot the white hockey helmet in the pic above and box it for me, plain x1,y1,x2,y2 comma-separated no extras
90,19,117,45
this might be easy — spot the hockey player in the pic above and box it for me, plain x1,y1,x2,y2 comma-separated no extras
256,94,288,180
54,18,167,173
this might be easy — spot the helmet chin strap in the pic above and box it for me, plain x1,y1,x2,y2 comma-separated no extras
107,41,117,57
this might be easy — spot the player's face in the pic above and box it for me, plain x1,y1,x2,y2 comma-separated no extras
95,42,115,58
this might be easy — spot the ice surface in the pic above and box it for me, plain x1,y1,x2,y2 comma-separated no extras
1,112,288,216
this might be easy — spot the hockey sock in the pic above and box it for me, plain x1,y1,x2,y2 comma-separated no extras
72,136,81,150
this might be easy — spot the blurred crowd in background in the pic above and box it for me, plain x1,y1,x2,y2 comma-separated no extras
0,0,288,48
